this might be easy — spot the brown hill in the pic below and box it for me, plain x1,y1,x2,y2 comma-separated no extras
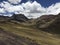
35,13,60,34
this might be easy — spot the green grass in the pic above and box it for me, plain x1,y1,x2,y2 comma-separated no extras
0,22,60,45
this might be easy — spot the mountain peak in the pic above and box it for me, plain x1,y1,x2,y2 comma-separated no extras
11,14,28,22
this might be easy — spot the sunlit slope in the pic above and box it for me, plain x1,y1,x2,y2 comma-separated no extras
0,22,60,45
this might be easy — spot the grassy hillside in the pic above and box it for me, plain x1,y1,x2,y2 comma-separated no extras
0,21,60,45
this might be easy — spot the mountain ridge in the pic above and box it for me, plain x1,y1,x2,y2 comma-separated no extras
0,13,60,45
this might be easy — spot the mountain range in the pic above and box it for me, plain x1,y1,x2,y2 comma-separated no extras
0,13,60,45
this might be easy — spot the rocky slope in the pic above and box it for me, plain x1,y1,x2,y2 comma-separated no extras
35,13,60,34
11,14,28,22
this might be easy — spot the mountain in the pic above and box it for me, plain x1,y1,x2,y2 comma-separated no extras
43,13,60,34
0,13,60,45
0,14,28,23
11,14,28,22
35,13,60,34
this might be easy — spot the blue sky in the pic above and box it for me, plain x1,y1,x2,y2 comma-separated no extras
0,0,60,7
36,0,60,7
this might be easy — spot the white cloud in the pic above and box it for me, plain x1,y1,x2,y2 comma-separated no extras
8,0,21,4
47,2,60,15
22,1,46,13
21,1,46,18
0,1,12,8
0,8,5,13
0,1,60,18
6,5,24,13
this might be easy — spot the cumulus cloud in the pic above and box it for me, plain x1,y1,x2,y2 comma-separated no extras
47,3,60,15
22,1,46,13
21,1,46,18
8,0,22,4
0,1,60,18
0,8,5,13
